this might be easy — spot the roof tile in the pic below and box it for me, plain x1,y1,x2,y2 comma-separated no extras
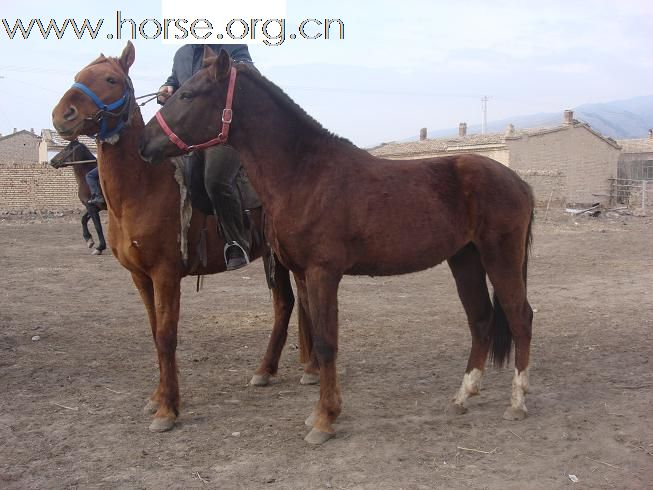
616,138,653,154
42,129,97,151
370,122,620,157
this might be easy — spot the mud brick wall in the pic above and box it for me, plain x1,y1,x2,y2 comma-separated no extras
517,170,566,207
0,163,81,210
507,126,620,206
0,133,41,165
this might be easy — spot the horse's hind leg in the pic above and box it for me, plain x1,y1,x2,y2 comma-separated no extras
446,243,494,415
250,262,295,386
480,233,533,421
296,274,319,385
81,211,94,248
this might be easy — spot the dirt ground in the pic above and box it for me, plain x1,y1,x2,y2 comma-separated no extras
1,209,652,489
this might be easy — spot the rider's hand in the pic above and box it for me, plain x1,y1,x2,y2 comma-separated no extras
157,85,174,105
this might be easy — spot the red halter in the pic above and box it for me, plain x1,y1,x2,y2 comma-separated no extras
155,66,237,152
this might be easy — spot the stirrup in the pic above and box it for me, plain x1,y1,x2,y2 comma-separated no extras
224,241,250,267
88,194,105,205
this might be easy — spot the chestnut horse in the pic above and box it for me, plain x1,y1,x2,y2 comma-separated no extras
52,42,318,433
49,140,107,255
140,48,535,445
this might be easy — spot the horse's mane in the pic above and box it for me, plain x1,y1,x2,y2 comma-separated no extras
237,64,354,147
75,54,124,81
75,141,96,160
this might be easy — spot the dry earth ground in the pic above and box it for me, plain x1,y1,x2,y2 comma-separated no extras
1,210,652,489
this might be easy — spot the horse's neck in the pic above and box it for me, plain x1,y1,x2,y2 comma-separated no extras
230,82,336,205
72,164,89,186
96,109,149,205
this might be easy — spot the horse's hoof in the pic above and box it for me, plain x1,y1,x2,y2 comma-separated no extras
445,402,468,416
149,416,176,432
143,399,159,414
304,428,334,445
304,409,318,427
250,373,270,386
300,372,320,385
91,249,103,256
86,239,95,249
503,406,527,421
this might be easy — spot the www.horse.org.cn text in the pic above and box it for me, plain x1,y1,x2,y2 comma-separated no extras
1,12,346,46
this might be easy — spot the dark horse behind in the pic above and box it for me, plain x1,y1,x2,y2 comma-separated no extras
50,140,107,255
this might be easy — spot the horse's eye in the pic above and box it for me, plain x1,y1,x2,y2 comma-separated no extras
106,77,117,84
180,92,193,100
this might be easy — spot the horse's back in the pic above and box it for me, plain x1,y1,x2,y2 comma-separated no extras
367,152,533,221
338,153,532,275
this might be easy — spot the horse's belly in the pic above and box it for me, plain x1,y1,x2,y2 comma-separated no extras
346,241,456,276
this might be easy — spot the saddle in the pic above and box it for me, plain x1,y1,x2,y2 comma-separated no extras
172,157,279,290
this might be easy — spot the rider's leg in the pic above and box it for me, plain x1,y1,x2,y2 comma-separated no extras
202,146,250,270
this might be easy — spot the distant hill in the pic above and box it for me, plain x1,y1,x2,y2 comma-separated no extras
407,95,653,142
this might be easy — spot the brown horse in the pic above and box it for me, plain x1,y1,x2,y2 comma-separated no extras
51,42,318,433
140,48,535,445
49,140,107,255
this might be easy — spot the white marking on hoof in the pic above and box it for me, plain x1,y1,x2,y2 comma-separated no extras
143,399,159,414
452,368,483,411
507,368,529,418
304,428,334,445
249,373,270,386
86,239,95,249
149,416,175,432
91,249,103,256
514,368,529,394
300,372,319,385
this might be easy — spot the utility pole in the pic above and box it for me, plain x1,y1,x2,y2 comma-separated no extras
481,95,489,134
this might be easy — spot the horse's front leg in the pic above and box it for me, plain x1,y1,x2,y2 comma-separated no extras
148,270,182,432
81,210,93,248
250,262,295,386
303,267,342,445
130,272,161,415
88,207,107,255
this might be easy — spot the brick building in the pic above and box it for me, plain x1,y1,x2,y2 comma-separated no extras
370,111,621,207
0,129,97,210
0,129,40,164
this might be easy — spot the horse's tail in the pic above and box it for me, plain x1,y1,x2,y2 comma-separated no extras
489,294,512,368
490,205,534,368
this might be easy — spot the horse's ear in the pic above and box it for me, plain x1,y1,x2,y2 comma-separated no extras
202,45,217,67
208,49,232,81
119,41,135,73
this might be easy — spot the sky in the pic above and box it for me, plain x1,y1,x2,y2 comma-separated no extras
0,0,652,147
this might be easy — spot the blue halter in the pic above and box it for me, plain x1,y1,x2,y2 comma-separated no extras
71,82,130,140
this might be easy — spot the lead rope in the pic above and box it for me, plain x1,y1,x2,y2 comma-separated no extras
135,91,165,107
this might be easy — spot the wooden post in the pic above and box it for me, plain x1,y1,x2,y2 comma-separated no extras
642,180,647,210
